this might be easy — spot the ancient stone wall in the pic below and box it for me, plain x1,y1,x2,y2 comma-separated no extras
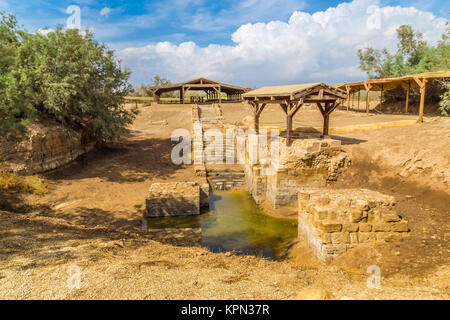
0,122,94,174
146,182,201,217
245,137,351,208
206,167,245,190
298,188,410,263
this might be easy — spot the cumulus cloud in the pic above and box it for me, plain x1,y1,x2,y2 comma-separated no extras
117,0,448,87
100,7,111,16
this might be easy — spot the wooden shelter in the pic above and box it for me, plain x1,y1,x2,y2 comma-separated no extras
149,77,250,104
243,83,347,146
336,70,450,122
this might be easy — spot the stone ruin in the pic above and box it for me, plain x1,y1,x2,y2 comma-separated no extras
246,136,351,207
145,181,209,217
297,188,410,263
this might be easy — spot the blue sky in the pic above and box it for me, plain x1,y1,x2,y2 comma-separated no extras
1,0,449,86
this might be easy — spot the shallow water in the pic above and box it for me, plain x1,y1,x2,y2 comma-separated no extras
146,191,298,260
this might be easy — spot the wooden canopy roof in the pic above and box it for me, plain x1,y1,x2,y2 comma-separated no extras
335,70,450,122
243,82,346,102
243,82,347,145
150,77,251,95
335,70,450,92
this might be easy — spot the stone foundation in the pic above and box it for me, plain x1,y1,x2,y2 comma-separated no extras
245,137,351,208
146,182,201,217
297,188,410,263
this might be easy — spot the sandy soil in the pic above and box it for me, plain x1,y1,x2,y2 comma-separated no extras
0,103,448,300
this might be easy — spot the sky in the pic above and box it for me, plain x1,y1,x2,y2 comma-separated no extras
1,0,449,87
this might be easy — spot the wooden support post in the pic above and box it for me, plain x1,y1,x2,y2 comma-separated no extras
405,81,410,113
351,91,355,108
180,87,185,104
254,108,260,134
154,92,160,104
416,78,427,123
357,90,361,111
364,82,372,114
250,101,266,134
135,100,138,109
345,85,350,111
286,114,293,146
323,104,330,137
218,87,222,104
380,85,383,112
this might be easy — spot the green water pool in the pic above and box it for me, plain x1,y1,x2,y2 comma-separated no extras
146,191,298,260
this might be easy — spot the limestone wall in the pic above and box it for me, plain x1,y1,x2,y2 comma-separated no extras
245,137,351,208
206,167,245,190
298,188,410,263
0,122,94,174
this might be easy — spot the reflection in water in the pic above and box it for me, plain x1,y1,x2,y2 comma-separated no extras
146,191,298,260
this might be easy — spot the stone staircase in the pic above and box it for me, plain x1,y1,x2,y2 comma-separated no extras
199,105,218,125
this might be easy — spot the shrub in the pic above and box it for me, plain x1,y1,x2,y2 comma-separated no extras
0,12,137,142
439,80,450,116
0,171,48,195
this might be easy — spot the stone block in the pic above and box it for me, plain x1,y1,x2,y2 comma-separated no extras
146,182,200,217
297,188,410,263
343,223,359,232
373,223,391,232
359,223,372,232
390,221,409,232
358,232,376,243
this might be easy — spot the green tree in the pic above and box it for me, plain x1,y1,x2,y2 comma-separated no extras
357,25,429,79
0,12,34,139
357,24,450,115
0,12,136,142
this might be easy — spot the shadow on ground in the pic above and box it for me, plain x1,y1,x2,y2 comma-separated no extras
43,134,189,183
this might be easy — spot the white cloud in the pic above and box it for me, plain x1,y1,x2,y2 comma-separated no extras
37,28,54,36
117,0,448,87
100,7,111,16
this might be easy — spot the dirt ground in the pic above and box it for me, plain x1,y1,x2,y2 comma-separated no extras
0,103,448,300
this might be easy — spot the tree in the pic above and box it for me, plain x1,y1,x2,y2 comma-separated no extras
396,25,426,66
152,75,171,87
141,75,178,98
0,12,34,139
0,12,136,142
358,25,429,79
357,24,450,114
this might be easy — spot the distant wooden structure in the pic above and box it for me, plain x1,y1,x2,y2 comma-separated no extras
243,83,347,146
336,70,450,122
148,77,251,104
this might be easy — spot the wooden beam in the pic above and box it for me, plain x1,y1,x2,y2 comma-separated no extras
286,114,293,146
345,85,350,111
288,99,303,117
364,82,372,114
357,90,360,111
418,79,427,123
413,77,425,89
323,103,330,136
279,103,288,115
380,85,383,112
405,80,410,113
316,102,326,116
